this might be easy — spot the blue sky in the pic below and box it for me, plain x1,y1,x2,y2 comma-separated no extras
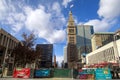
0,0,120,63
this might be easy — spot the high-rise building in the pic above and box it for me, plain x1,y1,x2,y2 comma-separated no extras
63,46,69,68
36,44,53,68
64,46,67,63
54,55,57,68
76,25,94,63
0,28,19,75
91,32,114,51
67,11,78,68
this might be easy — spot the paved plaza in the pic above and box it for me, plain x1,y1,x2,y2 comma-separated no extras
0,78,75,80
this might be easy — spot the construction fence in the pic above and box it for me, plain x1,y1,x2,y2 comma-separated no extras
11,68,112,79
12,68,78,78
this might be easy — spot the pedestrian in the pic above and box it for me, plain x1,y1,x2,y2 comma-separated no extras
111,70,115,79
115,68,119,79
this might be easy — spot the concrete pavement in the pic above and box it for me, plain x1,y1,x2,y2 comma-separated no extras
0,78,76,80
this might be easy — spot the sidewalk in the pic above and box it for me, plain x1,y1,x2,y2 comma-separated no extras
0,78,75,80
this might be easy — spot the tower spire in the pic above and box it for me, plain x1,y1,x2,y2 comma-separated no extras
68,11,75,27
68,11,74,22
69,11,72,15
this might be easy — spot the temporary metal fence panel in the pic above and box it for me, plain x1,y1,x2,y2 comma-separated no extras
95,68,112,80
13,68,30,78
30,69,34,78
78,68,95,74
73,69,78,78
78,68,95,79
34,69,51,78
53,69,72,78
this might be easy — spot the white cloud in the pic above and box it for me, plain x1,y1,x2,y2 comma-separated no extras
0,0,8,20
0,1,67,44
14,13,26,22
52,2,61,13
70,4,74,8
0,0,26,33
56,56,63,67
12,23,24,32
25,6,51,31
6,12,26,33
84,0,120,32
47,30,66,43
97,0,120,20
62,0,73,8
84,19,113,32
25,2,66,43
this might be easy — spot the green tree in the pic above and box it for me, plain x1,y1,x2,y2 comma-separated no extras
13,33,40,67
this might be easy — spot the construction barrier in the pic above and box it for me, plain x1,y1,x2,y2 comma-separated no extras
13,68,30,78
78,68,95,79
95,68,112,80
34,69,51,78
53,69,73,78
12,68,112,79
13,68,78,78
78,68,112,79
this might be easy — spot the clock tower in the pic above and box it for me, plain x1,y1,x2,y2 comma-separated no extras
67,11,76,44
67,11,78,68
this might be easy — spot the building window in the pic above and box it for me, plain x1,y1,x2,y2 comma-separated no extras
3,35,6,46
1,34,4,45
0,33,2,43
69,37,74,39
91,27,94,34
69,29,74,33
0,51,3,56
69,37,74,43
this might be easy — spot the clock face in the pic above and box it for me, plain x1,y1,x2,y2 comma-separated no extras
69,29,74,33
71,23,73,26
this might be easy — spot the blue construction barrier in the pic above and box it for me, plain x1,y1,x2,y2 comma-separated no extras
34,69,51,78
95,68,112,80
